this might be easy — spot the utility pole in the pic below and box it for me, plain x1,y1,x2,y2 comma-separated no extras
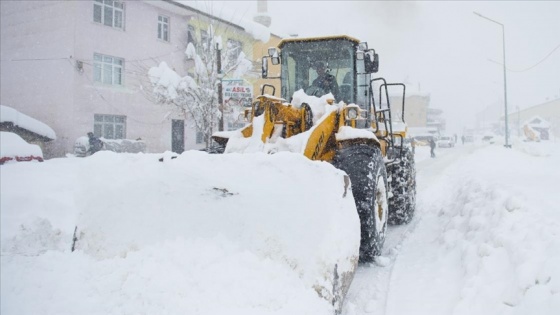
501,24,511,148
474,11,511,148
216,43,224,131
517,106,521,137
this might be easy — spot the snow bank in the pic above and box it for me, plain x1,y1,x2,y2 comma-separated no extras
387,142,560,315
1,150,360,314
439,144,560,314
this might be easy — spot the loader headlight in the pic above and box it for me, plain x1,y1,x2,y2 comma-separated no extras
347,108,359,119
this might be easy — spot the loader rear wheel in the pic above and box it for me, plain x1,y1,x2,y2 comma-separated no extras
334,144,388,262
387,145,416,225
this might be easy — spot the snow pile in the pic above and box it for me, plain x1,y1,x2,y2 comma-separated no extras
438,144,560,314
147,61,183,100
1,150,360,314
224,90,355,154
386,142,560,315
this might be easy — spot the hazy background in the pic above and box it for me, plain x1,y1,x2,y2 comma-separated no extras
200,0,560,135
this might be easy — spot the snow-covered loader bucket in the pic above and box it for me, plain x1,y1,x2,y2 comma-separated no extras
5,151,360,314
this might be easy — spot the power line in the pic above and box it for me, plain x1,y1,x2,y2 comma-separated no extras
2,57,69,62
2,46,185,64
489,43,560,72
65,59,171,126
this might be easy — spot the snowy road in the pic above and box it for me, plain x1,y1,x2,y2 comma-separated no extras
342,144,469,315
343,141,560,315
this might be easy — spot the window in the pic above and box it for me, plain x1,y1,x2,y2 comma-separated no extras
93,53,124,85
93,0,124,29
228,122,246,131
158,15,169,41
226,39,243,64
200,29,210,51
94,114,126,139
187,25,197,48
196,131,203,144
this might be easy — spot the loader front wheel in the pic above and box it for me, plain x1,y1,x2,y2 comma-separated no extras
334,144,388,262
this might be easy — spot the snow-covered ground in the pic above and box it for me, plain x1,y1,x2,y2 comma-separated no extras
344,139,560,315
1,139,559,314
1,151,359,314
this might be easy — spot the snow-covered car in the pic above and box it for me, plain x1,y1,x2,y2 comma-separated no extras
73,136,90,157
482,135,495,144
437,136,455,148
73,136,147,157
0,131,44,164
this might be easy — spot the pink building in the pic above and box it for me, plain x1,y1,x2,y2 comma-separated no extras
1,1,268,158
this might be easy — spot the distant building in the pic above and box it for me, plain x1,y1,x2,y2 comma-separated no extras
389,82,444,134
474,101,503,136
427,108,445,133
507,98,560,139
402,94,431,128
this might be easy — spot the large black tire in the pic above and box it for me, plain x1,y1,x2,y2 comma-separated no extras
334,144,389,262
387,145,416,225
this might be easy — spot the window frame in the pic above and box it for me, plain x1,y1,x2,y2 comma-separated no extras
226,39,243,64
196,131,204,144
200,29,211,52
94,114,127,139
93,53,124,86
227,121,246,131
93,0,125,30
157,14,170,42
187,25,197,48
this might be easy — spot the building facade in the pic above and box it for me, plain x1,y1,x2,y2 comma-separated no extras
1,0,278,158
390,93,434,128
507,98,560,139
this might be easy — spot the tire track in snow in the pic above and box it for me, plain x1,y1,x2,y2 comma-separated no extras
383,144,481,315
342,144,481,315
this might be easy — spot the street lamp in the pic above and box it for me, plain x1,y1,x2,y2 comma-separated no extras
474,11,511,148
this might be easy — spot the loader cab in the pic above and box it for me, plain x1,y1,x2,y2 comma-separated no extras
267,36,378,109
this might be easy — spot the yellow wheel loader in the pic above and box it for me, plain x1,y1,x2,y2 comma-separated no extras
210,35,416,309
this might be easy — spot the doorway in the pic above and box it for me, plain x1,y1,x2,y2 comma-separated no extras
171,119,185,153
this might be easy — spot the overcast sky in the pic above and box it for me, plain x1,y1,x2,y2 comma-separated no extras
200,0,560,134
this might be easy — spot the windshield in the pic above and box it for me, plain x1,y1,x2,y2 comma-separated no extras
280,39,356,103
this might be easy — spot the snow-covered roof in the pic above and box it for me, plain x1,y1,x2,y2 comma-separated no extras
524,115,551,128
0,105,56,140
172,1,271,42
